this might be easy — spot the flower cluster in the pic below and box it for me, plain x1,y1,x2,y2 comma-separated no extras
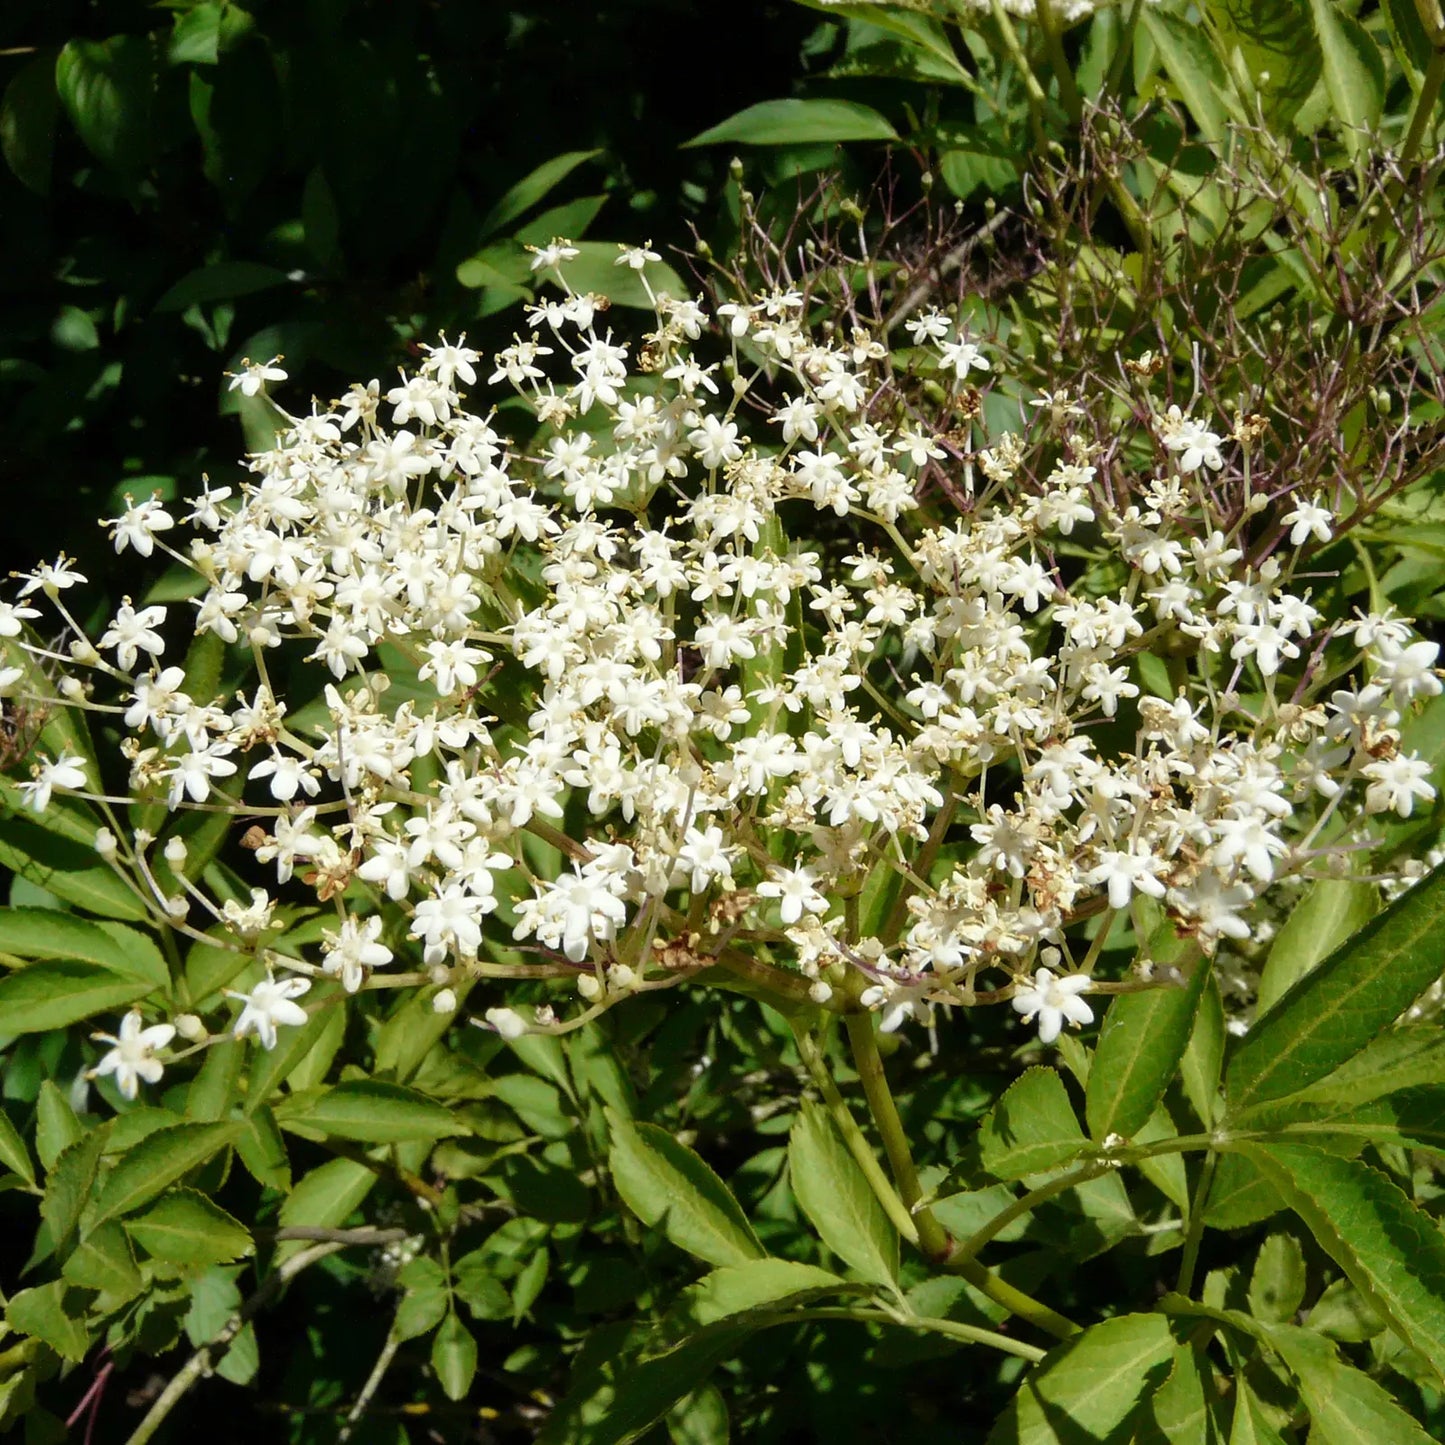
2,239,1439,1102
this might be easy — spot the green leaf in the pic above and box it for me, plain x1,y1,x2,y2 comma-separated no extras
788,1099,897,1287
0,908,167,986
155,261,290,313
54,36,155,176
273,1080,465,1144
431,1310,477,1402
1145,1344,1221,1443
939,145,1017,201
1225,864,1445,1110
1141,11,1232,145
1205,0,1322,129
168,3,222,66
0,961,152,1034
1308,1277,1386,1343
538,1329,749,1445
1203,1150,1282,1230
1181,973,1226,1127
1257,878,1377,1013
61,1219,142,1302
0,1105,35,1188
0,808,149,921
986,1312,1178,1445
978,1067,1088,1180
683,98,898,148
40,1127,108,1251
1087,963,1209,1142
92,1121,240,1222
1253,1026,1445,1112
453,1248,513,1322
1226,1371,1289,1445
185,1266,258,1385
125,1188,252,1265
35,1080,81,1170
666,1382,730,1445
1308,0,1385,155
1234,1141,1445,1381
1248,1233,1306,1324
1266,1322,1434,1443
5,1281,90,1362
608,1108,764,1268
557,242,688,310
234,1106,290,1191
275,1157,375,1264
668,1259,850,1333
1382,0,1433,90
480,148,602,238
1,54,58,195
394,1256,449,1341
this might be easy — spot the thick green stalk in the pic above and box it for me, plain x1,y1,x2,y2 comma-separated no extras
950,1161,1108,1263
844,1012,951,1262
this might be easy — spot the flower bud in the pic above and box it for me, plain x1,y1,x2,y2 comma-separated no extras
432,988,457,1015
485,1006,527,1040
174,1013,206,1041
808,980,833,1004
94,828,118,860
164,836,188,867
577,974,602,1001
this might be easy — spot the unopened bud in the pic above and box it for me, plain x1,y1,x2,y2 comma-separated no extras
577,974,602,1001
610,963,637,992
808,980,833,1004
164,836,188,867
94,828,118,860
174,1013,206,1041
485,1006,527,1040
432,988,457,1015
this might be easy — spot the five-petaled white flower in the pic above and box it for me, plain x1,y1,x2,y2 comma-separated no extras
227,973,311,1050
1011,968,1094,1045
90,1011,176,1100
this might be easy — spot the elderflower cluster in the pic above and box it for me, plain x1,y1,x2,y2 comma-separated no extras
2,240,1440,1101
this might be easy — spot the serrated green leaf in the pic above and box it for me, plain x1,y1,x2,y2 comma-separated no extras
34,1080,81,1171
0,960,152,1033
1248,1233,1306,1324
1087,963,1209,1142
125,1188,253,1265
55,36,155,176
0,1104,35,1188
394,1256,448,1341
431,1310,477,1402
608,1108,764,1269
273,1079,465,1143
986,1312,1178,1445
1234,1140,1445,1381
788,1099,897,1286
1266,1321,1434,1443
1181,972,1226,1127
39,1125,109,1251
5,1280,90,1361
0,808,149,920
275,1157,375,1264
233,1105,290,1191
92,1120,240,1222
668,1259,849,1333
1226,865,1445,1110
1308,0,1385,155
1143,1343,1221,1444
538,1328,749,1445
1141,11,1231,145
1257,877,1377,1014
979,1067,1088,1180
61,1219,141,1301
1205,0,1321,129
683,98,898,148
1226,1370,1289,1445
453,1248,512,1323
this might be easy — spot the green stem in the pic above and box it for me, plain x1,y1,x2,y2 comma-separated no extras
945,1254,1080,1340
950,1162,1108,1264
793,1024,921,1248
1034,0,1083,126
773,1307,1048,1363
1176,1150,1219,1298
844,1012,951,1262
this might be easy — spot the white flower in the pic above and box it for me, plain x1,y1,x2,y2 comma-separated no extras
1362,754,1436,817
227,973,311,1050
615,242,661,270
227,356,288,397
1282,495,1333,547
321,914,394,993
99,599,168,672
1011,968,1094,1045
90,1011,176,1100
18,753,89,811
1157,405,1224,473
106,495,176,557
756,866,828,925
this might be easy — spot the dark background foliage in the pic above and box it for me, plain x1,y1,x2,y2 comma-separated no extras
0,0,819,582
